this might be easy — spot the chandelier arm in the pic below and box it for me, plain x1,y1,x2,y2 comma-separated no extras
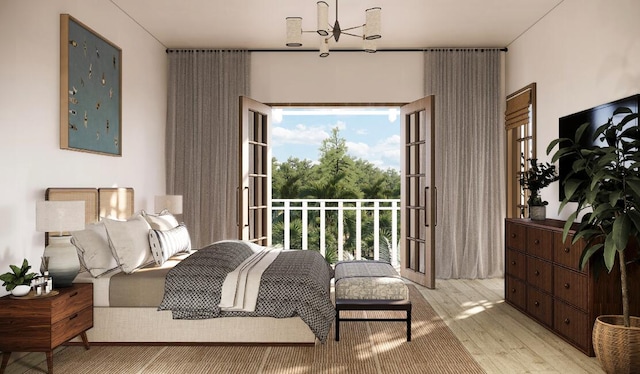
340,31,363,39
340,25,365,32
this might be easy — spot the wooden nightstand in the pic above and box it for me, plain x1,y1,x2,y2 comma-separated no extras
0,283,93,374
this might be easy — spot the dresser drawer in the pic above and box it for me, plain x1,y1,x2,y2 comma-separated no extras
527,287,553,326
506,275,526,311
526,227,553,260
506,248,526,279
51,284,93,323
554,266,588,311
554,300,590,353
51,306,93,348
554,232,586,272
527,257,553,293
506,222,526,251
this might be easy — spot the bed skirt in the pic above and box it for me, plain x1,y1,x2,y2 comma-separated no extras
71,307,317,345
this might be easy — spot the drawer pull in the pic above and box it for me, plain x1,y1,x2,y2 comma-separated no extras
564,247,570,253
534,301,540,307
511,233,516,238
70,291,79,298
534,270,540,276
511,261,516,265
564,283,570,289
69,313,79,320
534,239,540,245
511,288,517,293
564,318,570,325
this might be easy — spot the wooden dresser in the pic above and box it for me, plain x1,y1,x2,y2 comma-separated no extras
0,283,93,374
505,218,640,356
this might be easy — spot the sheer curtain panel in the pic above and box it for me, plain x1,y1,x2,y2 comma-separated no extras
166,50,250,248
424,49,505,279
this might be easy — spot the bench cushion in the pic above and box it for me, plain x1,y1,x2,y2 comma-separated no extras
335,261,408,300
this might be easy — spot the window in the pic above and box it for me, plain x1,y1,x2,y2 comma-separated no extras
505,83,536,218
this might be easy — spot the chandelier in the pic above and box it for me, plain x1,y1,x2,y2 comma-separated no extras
285,1,381,57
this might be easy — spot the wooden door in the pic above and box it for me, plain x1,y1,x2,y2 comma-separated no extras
238,96,272,246
400,96,436,289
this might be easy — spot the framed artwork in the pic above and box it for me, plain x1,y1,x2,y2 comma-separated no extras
60,14,122,156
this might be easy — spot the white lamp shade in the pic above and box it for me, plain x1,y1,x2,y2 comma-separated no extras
316,1,329,36
155,195,183,214
365,7,381,40
319,39,330,57
36,201,85,234
286,17,303,47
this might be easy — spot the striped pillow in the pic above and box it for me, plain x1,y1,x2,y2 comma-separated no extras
148,224,191,265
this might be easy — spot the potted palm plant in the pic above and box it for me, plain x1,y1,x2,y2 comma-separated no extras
519,158,559,220
547,106,640,373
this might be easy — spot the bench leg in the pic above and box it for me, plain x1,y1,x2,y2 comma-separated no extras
407,308,412,342
335,309,340,341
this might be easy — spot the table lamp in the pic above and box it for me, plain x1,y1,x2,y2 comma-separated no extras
36,200,85,287
154,195,183,214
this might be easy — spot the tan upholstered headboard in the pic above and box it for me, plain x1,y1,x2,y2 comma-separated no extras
46,187,135,223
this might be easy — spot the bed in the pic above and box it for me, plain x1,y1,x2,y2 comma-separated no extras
46,187,334,345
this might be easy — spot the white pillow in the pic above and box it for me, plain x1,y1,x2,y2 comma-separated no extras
148,224,192,265
141,210,179,231
71,222,119,277
103,215,154,273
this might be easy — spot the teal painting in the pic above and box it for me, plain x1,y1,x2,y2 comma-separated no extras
61,14,121,156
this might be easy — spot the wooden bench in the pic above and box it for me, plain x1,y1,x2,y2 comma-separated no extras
334,261,411,341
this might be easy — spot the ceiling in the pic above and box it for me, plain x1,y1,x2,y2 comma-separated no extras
111,0,564,50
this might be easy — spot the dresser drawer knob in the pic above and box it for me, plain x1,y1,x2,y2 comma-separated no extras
511,288,517,293
534,270,540,276
564,283,570,289
511,261,516,266
511,233,516,238
534,239,540,245
564,247,570,253
534,301,540,307
564,318,570,325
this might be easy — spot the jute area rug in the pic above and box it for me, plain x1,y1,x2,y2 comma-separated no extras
7,285,485,374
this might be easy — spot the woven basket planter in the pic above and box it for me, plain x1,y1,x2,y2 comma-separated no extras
593,315,640,374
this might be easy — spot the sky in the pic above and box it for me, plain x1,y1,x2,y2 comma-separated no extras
271,107,401,171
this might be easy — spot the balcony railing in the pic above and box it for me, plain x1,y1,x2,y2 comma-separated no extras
271,199,401,265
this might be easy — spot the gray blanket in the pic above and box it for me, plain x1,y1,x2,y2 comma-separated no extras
157,240,335,342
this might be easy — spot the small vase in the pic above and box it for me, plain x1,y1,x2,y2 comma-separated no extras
529,205,546,220
11,285,31,297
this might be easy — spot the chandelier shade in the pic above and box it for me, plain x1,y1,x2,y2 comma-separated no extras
286,17,303,47
285,0,381,57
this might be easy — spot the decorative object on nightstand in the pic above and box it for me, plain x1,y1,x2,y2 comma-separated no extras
0,283,93,374
0,258,37,296
36,200,85,288
155,195,183,214
518,158,559,220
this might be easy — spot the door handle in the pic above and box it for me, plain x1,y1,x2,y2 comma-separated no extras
424,186,429,227
244,186,250,228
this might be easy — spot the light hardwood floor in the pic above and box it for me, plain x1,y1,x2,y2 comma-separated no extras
413,278,604,374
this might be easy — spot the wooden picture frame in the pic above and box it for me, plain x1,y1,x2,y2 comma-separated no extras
60,14,122,156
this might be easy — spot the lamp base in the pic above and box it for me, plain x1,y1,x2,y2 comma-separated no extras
41,236,80,288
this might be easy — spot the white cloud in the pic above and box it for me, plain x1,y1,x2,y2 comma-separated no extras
272,124,329,146
346,134,401,171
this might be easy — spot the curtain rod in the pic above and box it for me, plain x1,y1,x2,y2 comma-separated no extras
165,47,508,53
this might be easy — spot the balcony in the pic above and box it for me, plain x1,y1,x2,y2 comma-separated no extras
271,199,401,266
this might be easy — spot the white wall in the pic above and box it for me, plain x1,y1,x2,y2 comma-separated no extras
0,0,167,295
251,51,424,103
506,0,640,219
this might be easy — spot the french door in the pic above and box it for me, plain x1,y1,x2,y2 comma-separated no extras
238,96,272,246
400,96,436,289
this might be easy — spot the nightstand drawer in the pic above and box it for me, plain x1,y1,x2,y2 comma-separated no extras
554,266,588,311
51,306,93,348
51,284,93,323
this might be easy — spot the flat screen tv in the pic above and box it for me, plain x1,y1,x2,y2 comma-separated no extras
558,94,640,201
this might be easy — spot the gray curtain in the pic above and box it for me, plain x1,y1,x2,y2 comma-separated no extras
166,50,250,248
424,49,505,279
